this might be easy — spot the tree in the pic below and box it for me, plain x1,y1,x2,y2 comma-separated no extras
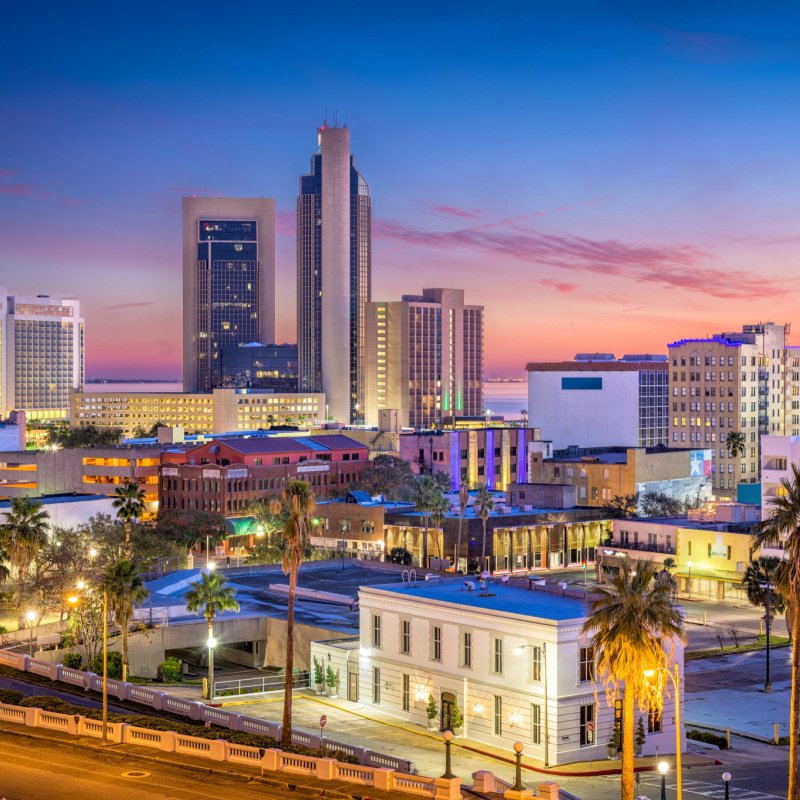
0,497,49,619
602,494,639,520
184,571,240,699
431,471,452,494
640,492,684,518
112,481,146,556
754,469,800,800
429,494,450,561
132,421,166,439
38,422,123,448
742,556,787,619
725,431,747,459
412,475,444,569
475,484,495,572
156,510,226,557
101,559,149,681
388,547,412,565
581,559,685,800
353,455,415,500
454,484,469,573
269,479,316,748
520,409,528,427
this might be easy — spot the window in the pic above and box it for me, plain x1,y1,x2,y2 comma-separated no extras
579,703,595,746
402,674,410,711
532,646,542,682
493,638,503,674
432,626,442,661
372,615,382,648
579,646,595,682
462,631,472,668
494,695,503,735
401,619,411,655
648,708,662,733
531,703,542,745
372,667,381,704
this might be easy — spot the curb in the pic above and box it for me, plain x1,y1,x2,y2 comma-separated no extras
686,720,785,747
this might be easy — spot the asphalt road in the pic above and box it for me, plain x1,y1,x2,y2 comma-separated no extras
557,736,789,800
0,729,328,800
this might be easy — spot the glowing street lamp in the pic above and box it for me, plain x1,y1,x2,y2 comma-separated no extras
441,730,455,779
207,634,218,700
645,665,683,800
658,761,669,800
722,771,732,800
25,610,37,657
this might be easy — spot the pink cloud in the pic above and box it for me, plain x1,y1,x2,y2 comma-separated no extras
540,279,577,293
373,218,789,300
430,204,483,220
105,301,154,311
0,169,51,199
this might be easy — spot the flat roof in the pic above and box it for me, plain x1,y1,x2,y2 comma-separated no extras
526,360,667,372
362,580,587,622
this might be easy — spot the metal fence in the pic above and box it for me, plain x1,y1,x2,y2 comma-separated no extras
214,672,309,697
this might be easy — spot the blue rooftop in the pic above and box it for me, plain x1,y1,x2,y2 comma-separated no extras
362,580,588,622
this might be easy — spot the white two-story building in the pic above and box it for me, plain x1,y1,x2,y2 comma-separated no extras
311,579,684,766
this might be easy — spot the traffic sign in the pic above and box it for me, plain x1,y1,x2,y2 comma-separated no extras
586,721,595,732
319,714,328,728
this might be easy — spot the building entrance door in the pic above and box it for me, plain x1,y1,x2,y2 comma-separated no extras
347,669,358,702
441,691,456,731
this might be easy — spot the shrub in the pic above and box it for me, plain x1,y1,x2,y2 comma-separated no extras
426,694,438,721
157,657,182,683
686,729,728,750
449,698,463,730
62,652,83,670
90,651,122,680
0,689,24,705
312,656,323,685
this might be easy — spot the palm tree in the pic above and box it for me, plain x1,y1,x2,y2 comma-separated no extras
184,571,240,700
520,409,528,428
101,559,149,681
112,481,146,555
270,479,316,749
753,464,800,800
454,484,469,573
429,494,450,561
581,559,685,800
0,497,49,617
475,484,495,572
412,475,443,569
725,430,747,459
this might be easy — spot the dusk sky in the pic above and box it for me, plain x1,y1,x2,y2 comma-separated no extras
2,1,799,378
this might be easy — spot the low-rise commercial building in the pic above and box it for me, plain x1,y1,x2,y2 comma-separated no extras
598,503,760,599
518,446,713,510
159,435,370,515
399,427,543,491
0,493,117,528
312,579,684,766
71,387,325,437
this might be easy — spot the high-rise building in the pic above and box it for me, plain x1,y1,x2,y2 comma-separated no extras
219,342,298,392
183,198,275,393
364,288,484,429
668,322,789,498
297,124,371,424
526,354,669,450
0,291,84,422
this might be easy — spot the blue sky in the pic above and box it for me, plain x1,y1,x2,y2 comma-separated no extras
2,1,799,376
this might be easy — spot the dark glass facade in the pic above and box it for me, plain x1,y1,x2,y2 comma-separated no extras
219,343,298,392
196,219,261,391
297,146,371,424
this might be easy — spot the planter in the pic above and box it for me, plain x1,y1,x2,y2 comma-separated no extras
634,744,643,757
315,683,324,695
328,690,338,699
427,719,438,731
451,726,462,737
607,746,618,759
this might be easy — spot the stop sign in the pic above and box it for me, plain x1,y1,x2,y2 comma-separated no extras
320,714,327,728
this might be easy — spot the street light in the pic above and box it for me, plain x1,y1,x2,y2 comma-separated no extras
686,561,693,597
25,610,36,657
441,729,455,779
512,741,524,791
658,761,669,800
760,580,775,692
68,583,109,745
722,771,731,800
645,664,683,800
206,634,217,700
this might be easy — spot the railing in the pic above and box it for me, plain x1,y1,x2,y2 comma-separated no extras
609,541,675,554
214,671,309,697
559,789,582,800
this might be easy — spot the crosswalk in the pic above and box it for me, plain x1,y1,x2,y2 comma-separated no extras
637,777,783,800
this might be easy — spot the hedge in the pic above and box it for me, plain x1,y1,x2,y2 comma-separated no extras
10,694,358,762
686,729,729,749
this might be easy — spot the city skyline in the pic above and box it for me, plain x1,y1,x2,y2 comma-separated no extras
2,3,800,378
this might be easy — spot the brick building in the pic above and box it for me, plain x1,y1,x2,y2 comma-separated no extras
159,435,369,515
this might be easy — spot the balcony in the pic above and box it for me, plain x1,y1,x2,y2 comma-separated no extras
608,540,676,555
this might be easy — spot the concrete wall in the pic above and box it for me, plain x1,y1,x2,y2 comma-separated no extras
265,618,353,672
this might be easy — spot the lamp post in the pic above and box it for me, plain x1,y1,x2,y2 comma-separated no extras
441,729,455,779
686,560,693,597
25,610,36,657
645,664,682,800
722,771,731,800
512,741,524,791
760,580,774,692
658,761,669,800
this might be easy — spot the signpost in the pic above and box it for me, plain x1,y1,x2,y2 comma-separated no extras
319,714,327,741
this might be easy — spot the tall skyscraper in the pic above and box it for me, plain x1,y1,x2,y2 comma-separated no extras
183,197,275,392
297,124,371,424
0,290,84,422
364,288,484,429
